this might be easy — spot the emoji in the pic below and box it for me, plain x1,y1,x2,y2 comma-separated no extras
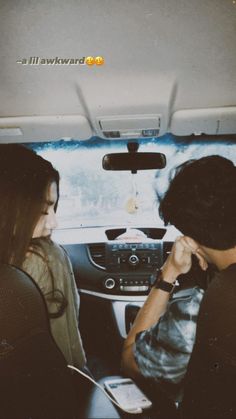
95,56,105,66
85,56,95,66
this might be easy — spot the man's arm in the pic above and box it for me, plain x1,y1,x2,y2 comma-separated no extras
121,236,208,378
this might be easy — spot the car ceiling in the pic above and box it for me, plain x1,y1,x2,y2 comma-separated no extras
0,0,236,142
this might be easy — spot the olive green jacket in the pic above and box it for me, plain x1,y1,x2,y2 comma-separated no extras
23,237,86,369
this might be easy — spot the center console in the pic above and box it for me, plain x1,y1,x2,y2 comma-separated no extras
103,241,163,293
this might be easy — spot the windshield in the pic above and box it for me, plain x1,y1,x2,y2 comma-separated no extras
29,135,236,229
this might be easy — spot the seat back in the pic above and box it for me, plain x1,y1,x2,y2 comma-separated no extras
0,264,78,419
181,268,236,419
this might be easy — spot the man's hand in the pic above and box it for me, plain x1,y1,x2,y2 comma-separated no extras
163,236,208,282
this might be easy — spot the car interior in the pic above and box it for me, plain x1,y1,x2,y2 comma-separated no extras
0,0,236,418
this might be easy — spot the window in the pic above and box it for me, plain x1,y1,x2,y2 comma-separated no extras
29,135,236,229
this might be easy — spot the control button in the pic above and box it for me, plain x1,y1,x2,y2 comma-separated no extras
138,286,149,292
104,278,116,290
120,286,141,292
128,254,139,266
120,285,149,292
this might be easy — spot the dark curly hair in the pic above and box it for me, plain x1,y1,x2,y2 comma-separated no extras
159,155,236,250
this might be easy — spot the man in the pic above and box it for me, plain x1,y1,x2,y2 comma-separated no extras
122,155,236,418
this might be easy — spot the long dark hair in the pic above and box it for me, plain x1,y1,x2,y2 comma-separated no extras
0,144,67,317
0,144,59,266
28,237,68,318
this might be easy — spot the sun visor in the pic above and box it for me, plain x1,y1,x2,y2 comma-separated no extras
171,107,236,136
0,115,92,143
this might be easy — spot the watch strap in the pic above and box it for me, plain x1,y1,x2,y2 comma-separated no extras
153,269,177,293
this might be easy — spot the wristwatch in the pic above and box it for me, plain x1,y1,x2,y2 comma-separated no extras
152,269,178,294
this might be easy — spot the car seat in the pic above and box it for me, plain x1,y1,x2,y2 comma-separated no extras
0,264,78,419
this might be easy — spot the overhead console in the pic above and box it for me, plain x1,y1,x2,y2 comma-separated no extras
82,74,176,139
97,114,161,140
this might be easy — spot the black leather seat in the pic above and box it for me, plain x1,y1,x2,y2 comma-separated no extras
0,264,181,419
0,264,78,419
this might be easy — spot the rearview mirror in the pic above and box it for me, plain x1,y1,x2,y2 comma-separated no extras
102,152,166,172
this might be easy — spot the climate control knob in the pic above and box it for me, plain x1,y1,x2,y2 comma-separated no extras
128,254,139,266
104,277,116,290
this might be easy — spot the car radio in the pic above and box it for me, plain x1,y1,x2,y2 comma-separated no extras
106,242,163,273
87,241,166,294
101,242,164,293
103,273,152,293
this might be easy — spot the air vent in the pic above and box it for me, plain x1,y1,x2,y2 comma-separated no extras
163,242,173,263
88,243,106,268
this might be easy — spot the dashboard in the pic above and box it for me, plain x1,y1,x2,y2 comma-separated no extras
64,240,173,297
53,225,177,349
53,226,177,299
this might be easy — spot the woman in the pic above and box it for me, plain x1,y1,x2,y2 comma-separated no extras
0,143,86,369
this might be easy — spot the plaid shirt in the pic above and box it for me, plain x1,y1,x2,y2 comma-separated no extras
134,286,204,401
